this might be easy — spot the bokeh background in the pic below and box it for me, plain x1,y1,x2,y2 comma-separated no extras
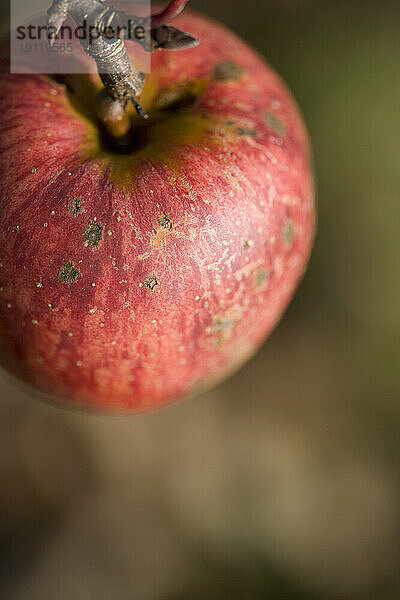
1,0,399,598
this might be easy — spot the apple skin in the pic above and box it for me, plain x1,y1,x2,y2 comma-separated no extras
0,9,315,411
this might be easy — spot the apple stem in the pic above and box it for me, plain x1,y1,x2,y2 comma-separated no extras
46,0,198,144
94,88,133,148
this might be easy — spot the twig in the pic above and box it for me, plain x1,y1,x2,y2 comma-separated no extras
46,0,198,121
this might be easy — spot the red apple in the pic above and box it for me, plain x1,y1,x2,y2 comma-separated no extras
0,8,315,411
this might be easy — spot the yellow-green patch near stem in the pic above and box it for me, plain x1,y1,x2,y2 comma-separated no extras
74,74,263,194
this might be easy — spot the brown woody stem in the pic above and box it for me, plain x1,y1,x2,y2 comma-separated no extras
47,0,198,143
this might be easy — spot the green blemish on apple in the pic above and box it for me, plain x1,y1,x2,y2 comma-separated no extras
265,111,287,136
242,239,252,250
58,261,81,283
158,212,173,231
213,61,243,81
282,219,295,246
213,316,236,333
83,221,104,248
69,197,83,216
236,127,257,137
144,276,158,291
254,269,268,287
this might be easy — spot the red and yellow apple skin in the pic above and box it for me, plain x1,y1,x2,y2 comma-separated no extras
0,10,315,411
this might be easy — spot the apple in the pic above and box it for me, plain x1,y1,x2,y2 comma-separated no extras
0,7,315,411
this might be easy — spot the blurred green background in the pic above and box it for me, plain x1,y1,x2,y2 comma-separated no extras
1,0,399,598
